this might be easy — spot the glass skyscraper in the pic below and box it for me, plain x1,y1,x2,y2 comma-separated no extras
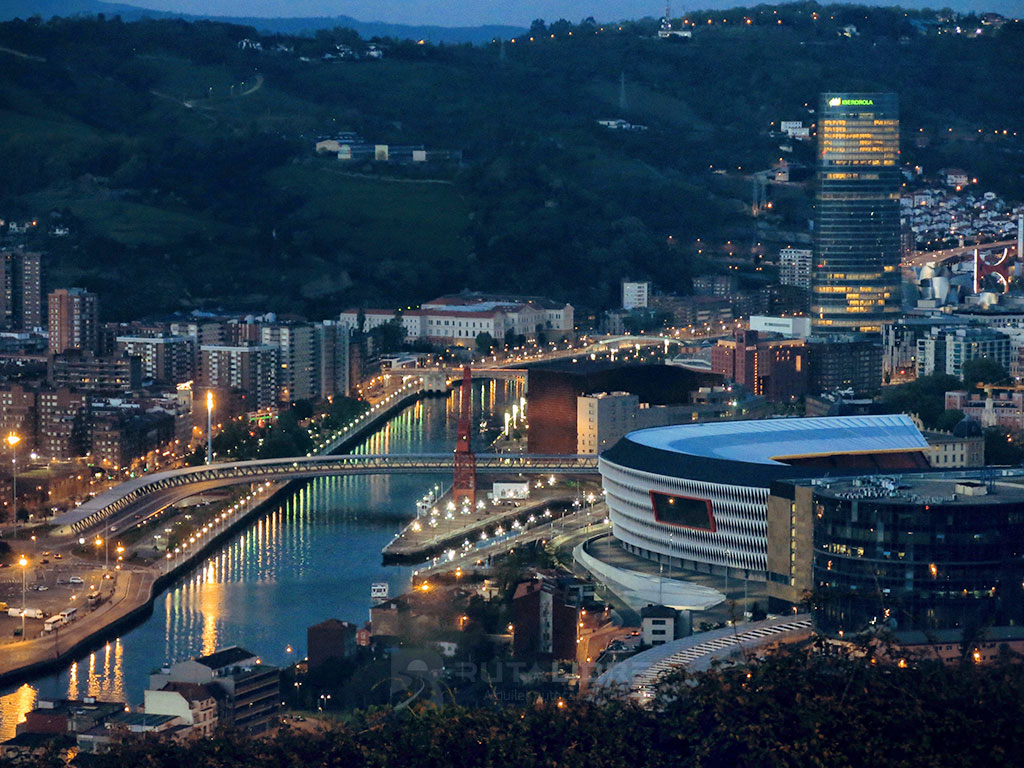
812,92,901,333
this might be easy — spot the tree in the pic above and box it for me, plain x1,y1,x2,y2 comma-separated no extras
961,357,1011,391
475,332,496,356
983,426,1024,465
934,408,966,433
529,19,547,36
879,374,962,428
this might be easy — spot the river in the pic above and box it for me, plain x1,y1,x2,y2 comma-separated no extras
0,379,523,739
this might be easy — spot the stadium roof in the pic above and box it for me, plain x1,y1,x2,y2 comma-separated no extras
627,415,928,465
601,415,929,488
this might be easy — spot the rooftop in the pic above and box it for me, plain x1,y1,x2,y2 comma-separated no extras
195,646,257,670
805,472,1024,506
625,415,928,465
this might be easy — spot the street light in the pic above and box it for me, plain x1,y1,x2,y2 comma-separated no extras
7,433,20,537
18,555,27,639
206,391,214,465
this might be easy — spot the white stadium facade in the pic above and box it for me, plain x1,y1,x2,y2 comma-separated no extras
598,415,930,582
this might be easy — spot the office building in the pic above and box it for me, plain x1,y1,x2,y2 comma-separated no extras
48,288,99,355
812,93,901,333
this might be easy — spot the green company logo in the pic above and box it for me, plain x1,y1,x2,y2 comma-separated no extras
832,98,874,106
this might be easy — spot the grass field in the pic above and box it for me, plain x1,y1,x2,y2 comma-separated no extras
271,162,470,261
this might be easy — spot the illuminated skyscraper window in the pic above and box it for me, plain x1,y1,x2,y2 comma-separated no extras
812,93,901,333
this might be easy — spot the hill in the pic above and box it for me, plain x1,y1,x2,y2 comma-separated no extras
0,1,527,43
0,7,1021,320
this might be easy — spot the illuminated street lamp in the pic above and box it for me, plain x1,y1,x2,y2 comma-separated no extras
18,555,27,639
7,433,20,537
206,391,214,465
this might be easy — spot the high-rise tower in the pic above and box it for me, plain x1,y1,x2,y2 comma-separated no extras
812,92,901,333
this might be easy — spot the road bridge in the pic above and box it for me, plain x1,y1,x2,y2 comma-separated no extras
903,238,1019,269
51,453,599,536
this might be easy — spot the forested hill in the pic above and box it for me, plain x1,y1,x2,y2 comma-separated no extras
0,7,1021,321
0,1,527,44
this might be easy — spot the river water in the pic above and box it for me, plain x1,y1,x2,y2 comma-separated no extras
0,379,522,739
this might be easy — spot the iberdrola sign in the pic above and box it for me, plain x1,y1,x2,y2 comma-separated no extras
829,97,874,107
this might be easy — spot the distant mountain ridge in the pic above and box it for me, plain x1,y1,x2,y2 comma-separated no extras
0,0,527,43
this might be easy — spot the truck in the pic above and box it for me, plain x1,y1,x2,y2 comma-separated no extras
43,615,64,632
8,607,43,619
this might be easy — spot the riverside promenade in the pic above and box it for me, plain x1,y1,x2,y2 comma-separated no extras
0,381,435,688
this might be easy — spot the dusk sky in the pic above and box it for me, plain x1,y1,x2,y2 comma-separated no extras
108,1,1020,27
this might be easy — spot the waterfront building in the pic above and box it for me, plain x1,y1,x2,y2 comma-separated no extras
812,93,901,333
528,360,718,454
143,682,219,738
48,287,99,355
149,646,280,734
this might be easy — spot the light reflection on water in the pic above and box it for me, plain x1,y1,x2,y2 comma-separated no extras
0,381,522,739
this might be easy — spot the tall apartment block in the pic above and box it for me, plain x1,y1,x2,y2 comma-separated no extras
812,93,901,333
48,288,99,355
0,250,42,330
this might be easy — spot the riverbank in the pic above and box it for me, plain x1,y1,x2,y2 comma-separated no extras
0,383,439,689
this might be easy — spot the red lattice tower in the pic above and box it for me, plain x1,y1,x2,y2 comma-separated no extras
974,247,1014,294
452,365,476,506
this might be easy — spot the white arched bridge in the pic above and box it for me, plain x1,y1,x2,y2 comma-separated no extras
52,453,600,537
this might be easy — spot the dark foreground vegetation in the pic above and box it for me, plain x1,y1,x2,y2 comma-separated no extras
6,646,1024,767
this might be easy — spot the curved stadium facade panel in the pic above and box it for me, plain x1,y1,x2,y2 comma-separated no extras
598,415,929,580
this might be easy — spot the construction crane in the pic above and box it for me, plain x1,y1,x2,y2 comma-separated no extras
452,365,476,507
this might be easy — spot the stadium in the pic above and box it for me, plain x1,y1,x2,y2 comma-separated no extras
598,415,930,582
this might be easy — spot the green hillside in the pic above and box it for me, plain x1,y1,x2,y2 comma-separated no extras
0,8,1021,319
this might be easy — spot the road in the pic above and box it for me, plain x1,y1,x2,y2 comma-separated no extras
0,567,154,679
903,238,1018,269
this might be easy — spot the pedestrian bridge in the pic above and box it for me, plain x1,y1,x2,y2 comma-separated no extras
52,453,599,536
